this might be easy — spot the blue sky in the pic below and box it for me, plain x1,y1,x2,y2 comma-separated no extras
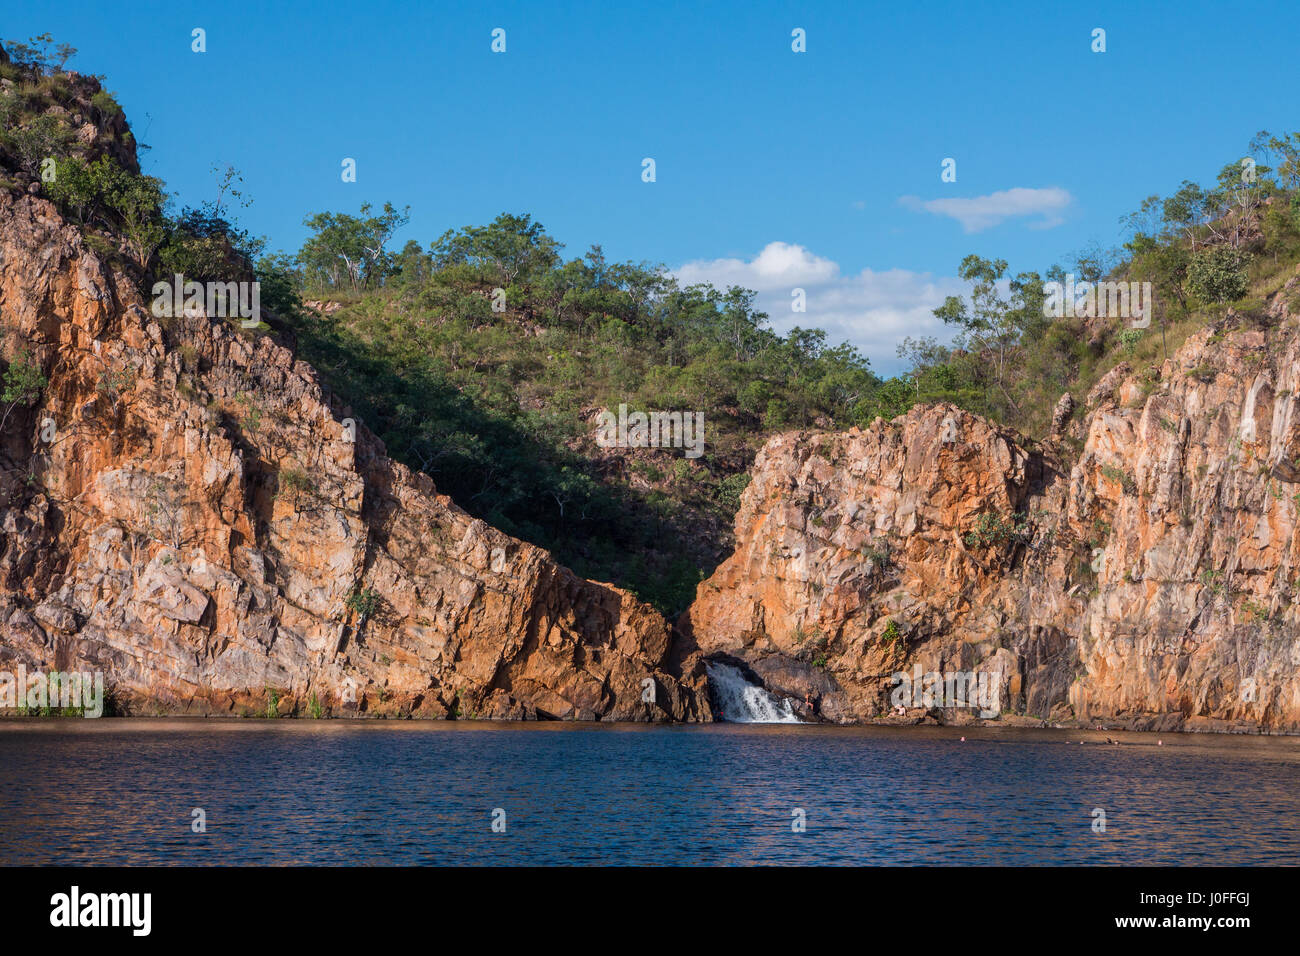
9,0,1299,372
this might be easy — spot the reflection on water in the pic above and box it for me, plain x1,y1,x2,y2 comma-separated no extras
1,720,1297,865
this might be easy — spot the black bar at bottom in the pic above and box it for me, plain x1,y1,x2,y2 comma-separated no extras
0,865,1273,943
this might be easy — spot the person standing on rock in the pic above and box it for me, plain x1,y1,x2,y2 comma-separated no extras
804,692,818,719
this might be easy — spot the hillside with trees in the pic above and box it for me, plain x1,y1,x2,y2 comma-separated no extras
268,133,1300,612
6,33,1300,614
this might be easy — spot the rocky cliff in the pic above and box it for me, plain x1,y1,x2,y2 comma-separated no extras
7,167,1299,731
6,47,1300,734
681,284,1300,732
0,183,709,719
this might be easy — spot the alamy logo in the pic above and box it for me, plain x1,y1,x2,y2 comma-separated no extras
1042,274,1152,328
49,886,151,936
0,667,104,717
151,274,262,327
890,666,1002,717
595,403,704,459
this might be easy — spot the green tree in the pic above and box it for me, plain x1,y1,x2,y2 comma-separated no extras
45,156,166,267
2,33,75,73
1,113,70,177
1161,180,1213,250
934,255,1030,412
391,239,433,287
157,205,264,284
1,350,47,433
430,212,562,287
300,202,410,291
1186,246,1250,304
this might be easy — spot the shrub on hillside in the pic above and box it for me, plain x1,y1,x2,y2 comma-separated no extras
1186,247,1250,305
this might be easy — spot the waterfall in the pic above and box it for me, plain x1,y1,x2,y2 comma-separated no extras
705,662,801,723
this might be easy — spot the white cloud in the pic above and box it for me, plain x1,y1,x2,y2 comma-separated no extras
899,186,1072,233
674,242,965,375
676,241,838,289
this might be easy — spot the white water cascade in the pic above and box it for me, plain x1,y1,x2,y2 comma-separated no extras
705,662,802,723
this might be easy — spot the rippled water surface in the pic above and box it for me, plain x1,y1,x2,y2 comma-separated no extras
1,720,1298,865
